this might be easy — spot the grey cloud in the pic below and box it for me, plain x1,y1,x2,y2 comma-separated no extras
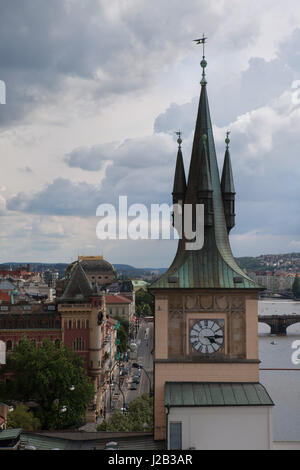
7,178,102,216
7,133,178,215
0,0,235,126
154,29,300,133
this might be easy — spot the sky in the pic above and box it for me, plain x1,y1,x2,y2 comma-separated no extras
1,0,300,267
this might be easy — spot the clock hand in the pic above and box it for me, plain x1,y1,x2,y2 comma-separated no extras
204,336,217,344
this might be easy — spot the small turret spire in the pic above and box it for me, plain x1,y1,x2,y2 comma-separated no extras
221,131,236,233
172,131,186,204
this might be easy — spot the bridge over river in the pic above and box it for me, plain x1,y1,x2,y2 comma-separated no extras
258,315,300,335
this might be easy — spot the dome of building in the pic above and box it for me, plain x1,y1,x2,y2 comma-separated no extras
65,256,116,284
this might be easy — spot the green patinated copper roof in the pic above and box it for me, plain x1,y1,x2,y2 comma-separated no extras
150,64,262,291
0,428,22,440
164,382,274,407
172,146,186,197
221,146,235,195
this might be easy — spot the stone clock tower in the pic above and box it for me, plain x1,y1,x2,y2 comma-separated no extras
149,49,273,450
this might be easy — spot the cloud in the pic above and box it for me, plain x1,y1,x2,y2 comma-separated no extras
0,0,241,127
3,1,300,263
7,178,103,216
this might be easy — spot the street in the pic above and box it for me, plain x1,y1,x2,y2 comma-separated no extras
99,319,153,424
126,319,154,402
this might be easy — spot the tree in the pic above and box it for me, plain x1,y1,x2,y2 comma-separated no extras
0,338,94,430
293,276,300,299
97,394,153,432
136,290,154,314
7,405,41,431
136,303,152,318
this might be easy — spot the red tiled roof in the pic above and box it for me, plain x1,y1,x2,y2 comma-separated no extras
105,294,131,305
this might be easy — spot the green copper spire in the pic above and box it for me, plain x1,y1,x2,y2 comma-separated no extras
172,131,186,203
198,134,212,192
221,131,235,195
221,131,236,232
150,47,261,291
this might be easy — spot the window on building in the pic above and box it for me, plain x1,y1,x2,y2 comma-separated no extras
86,319,89,329
73,337,85,351
6,340,12,351
77,320,81,329
169,422,182,450
55,339,60,348
69,320,72,329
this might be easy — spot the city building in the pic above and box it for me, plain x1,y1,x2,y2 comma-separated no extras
65,256,116,287
106,294,134,323
57,261,118,422
149,50,274,450
0,260,121,423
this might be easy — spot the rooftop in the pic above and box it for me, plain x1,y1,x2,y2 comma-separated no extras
165,382,274,407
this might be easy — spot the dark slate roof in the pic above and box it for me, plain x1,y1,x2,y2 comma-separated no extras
221,147,235,195
165,382,274,407
150,68,262,291
172,147,187,197
60,262,94,300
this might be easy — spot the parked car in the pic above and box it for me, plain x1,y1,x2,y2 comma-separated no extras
132,376,140,383
130,383,138,391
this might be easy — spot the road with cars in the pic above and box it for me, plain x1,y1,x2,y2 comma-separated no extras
109,319,153,413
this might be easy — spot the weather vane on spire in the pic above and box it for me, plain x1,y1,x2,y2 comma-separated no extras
225,130,231,149
175,131,182,148
193,33,207,56
194,34,208,86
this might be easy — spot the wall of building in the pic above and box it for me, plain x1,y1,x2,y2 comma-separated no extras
153,291,260,441
167,406,272,450
154,362,260,440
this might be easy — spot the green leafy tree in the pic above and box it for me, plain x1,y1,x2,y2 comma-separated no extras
293,275,300,299
0,338,94,430
136,290,154,314
97,394,153,432
7,404,41,431
136,303,152,318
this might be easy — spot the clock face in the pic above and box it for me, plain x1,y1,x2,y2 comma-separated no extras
190,319,224,354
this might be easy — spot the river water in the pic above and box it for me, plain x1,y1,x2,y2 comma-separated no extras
258,300,300,442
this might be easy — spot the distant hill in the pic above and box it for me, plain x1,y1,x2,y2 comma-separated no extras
0,262,167,279
2,252,299,279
